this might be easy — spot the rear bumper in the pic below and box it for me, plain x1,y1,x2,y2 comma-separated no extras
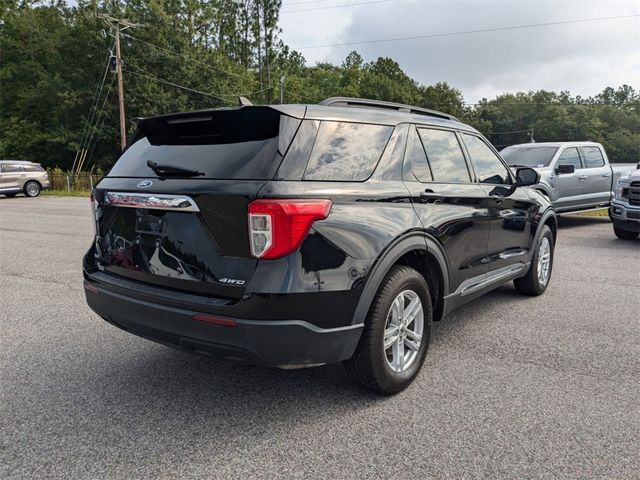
84,278,363,367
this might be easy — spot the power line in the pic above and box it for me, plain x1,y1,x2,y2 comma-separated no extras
78,80,117,173
84,87,119,172
282,0,391,13
126,67,231,104
73,48,114,173
282,0,341,5
122,33,263,87
295,14,640,49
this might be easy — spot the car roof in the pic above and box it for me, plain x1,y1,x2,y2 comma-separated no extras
0,159,35,164
504,141,602,149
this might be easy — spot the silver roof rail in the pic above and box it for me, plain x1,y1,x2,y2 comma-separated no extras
319,97,459,121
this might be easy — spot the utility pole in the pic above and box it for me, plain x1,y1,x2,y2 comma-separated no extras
279,75,286,104
98,14,137,151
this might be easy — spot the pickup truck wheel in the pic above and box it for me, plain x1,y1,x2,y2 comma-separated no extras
614,226,639,240
344,266,432,395
514,225,554,296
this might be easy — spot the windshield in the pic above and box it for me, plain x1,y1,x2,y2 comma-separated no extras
500,146,558,167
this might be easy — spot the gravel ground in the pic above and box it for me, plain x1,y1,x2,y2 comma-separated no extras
1,196,639,479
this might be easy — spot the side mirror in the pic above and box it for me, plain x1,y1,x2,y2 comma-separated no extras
636,162,640,170
516,167,539,187
555,164,575,175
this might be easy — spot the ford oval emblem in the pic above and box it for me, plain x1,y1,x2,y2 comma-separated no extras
137,180,153,189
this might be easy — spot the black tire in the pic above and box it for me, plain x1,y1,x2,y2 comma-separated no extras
614,226,639,240
514,225,554,296
344,265,432,395
24,181,41,197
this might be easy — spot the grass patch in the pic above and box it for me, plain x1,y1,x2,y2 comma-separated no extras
578,208,609,217
42,189,90,197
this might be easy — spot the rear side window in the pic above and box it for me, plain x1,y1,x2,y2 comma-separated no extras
417,128,470,183
557,147,582,169
303,122,392,181
581,146,605,168
23,164,44,172
108,109,299,180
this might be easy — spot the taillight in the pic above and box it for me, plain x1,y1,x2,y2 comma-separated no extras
248,199,332,259
90,192,96,234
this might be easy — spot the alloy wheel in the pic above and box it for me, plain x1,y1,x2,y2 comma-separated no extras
537,237,551,286
383,290,424,373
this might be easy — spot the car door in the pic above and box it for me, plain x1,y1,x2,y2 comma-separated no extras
402,125,490,293
550,146,586,210
0,164,22,192
460,133,538,275
579,145,612,206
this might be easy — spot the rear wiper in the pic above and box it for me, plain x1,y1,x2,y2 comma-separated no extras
146,160,204,177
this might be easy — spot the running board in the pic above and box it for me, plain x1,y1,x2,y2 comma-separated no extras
458,264,525,297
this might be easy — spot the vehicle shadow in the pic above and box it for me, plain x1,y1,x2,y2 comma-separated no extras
94,285,519,415
557,214,610,229
71,284,526,463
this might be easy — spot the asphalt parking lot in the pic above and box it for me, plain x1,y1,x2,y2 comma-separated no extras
1,196,639,479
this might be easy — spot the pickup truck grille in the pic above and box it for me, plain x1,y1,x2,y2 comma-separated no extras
628,182,640,206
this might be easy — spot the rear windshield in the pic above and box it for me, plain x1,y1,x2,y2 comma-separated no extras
500,146,558,167
107,108,300,180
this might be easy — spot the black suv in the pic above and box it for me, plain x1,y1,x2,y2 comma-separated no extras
83,97,556,394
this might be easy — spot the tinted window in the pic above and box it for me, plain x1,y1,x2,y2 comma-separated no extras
108,109,292,180
2,164,22,173
303,122,392,181
581,146,605,168
417,128,470,183
406,127,432,182
463,134,511,185
557,147,582,169
501,146,558,167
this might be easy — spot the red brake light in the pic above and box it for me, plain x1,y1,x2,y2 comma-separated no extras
248,199,332,259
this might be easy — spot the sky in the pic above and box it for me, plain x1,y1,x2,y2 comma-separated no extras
278,0,640,103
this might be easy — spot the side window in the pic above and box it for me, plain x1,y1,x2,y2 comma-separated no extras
581,146,605,168
303,121,393,181
2,164,22,173
406,127,432,182
417,128,470,183
462,134,511,185
557,147,582,169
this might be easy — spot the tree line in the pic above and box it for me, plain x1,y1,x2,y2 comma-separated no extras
1,0,638,171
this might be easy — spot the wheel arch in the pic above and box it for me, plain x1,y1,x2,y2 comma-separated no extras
351,233,450,325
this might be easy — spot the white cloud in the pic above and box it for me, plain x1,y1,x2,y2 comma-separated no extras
279,0,640,102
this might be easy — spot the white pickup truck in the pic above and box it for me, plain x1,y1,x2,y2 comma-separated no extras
500,142,637,213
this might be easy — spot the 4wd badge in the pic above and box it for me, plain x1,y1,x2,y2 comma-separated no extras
219,278,246,286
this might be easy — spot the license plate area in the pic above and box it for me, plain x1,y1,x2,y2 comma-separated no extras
135,213,166,236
